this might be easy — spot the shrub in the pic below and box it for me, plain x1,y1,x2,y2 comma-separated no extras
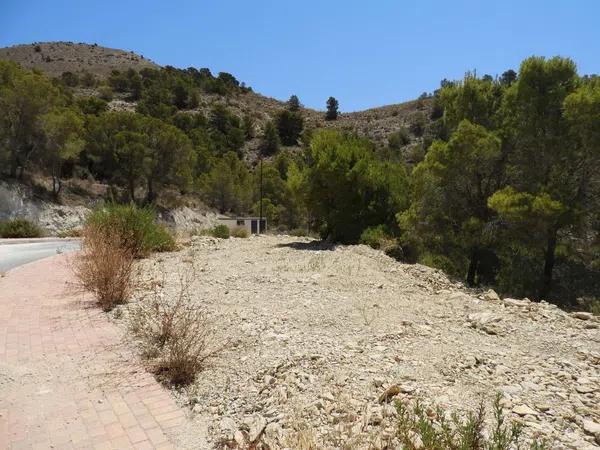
130,270,222,385
86,203,176,258
210,224,230,239
290,228,308,237
395,393,548,450
360,225,388,249
0,218,43,238
72,225,135,311
231,226,249,238
388,128,411,149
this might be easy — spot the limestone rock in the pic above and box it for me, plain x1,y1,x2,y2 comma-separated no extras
513,404,537,416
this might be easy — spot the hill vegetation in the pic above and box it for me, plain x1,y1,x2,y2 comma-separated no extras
0,43,599,309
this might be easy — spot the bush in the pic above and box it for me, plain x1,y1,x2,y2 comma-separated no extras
130,269,221,385
0,218,43,238
210,224,230,239
360,225,388,249
231,226,249,238
86,203,176,258
290,227,307,237
72,225,135,311
395,393,548,450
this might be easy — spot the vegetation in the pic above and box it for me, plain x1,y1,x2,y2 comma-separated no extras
208,224,230,239
86,203,175,257
1,55,599,308
130,268,221,385
72,224,135,311
395,394,548,450
325,96,339,120
0,218,43,238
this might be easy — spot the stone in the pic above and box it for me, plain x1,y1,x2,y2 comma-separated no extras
243,415,267,443
575,383,597,394
218,417,237,442
482,289,501,302
513,404,537,416
572,311,594,321
582,419,600,435
503,298,530,308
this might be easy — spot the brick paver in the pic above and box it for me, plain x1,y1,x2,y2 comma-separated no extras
0,255,187,449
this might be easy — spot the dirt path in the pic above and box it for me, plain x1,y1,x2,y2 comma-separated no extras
0,255,193,450
136,235,600,449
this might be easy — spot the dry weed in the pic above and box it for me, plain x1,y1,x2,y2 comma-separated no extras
72,224,135,311
130,264,223,385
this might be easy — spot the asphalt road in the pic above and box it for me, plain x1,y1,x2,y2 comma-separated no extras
0,240,81,272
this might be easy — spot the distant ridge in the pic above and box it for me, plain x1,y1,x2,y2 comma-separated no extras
0,41,158,78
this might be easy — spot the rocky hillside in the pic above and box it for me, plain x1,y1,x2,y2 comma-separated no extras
130,235,600,449
0,41,432,149
0,42,158,78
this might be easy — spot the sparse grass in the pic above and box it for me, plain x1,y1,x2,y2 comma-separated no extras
0,218,43,238
72,224,135,311
395,393,548,450
130,267,223,385
86,203,176,258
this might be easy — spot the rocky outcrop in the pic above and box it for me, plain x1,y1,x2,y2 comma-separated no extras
0,181,89,235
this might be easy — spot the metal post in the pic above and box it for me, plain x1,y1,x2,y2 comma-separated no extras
259,157,263,234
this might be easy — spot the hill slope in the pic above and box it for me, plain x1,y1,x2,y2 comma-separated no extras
0,42,158,78
0,41,432,149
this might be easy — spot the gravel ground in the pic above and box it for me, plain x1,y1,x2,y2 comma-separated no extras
124,235,600,449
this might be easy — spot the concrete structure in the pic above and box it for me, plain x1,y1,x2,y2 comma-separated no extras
217,216,267,235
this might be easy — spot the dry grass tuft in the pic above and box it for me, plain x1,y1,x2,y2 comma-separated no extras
72,224,135,311
130,267,223,385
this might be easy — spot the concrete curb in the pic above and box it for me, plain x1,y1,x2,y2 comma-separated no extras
0,237,81,245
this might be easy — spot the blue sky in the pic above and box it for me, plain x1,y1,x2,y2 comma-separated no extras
1,0,599,111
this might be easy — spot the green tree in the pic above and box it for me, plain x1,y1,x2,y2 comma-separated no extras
400,120,503,285
0,61,60,178
306,130,409,242
142,118,195,203
493,56,579,299
40,108,85,196
439,73,501,132
287,95,301,111
275,110,304,146
325,96,339,121
198,152,253,213
260,121,280,156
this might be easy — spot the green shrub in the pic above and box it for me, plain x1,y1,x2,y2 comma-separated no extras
395,393,548,450
290,228,307,237
0,218,43,238
359,225,388,249
210,224,230,239
231,226,249,238
86,203,175,257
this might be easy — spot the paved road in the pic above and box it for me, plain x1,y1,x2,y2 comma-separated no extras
0,239,81,272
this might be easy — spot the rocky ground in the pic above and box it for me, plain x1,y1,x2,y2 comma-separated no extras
125,235,600,449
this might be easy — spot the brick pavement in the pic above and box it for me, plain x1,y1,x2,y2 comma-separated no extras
0,255,188,449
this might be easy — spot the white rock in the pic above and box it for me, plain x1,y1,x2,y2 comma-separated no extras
582,419,600,435
572,311,594,321
513,404,537,416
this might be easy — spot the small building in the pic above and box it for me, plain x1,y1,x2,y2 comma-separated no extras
217,216,267,235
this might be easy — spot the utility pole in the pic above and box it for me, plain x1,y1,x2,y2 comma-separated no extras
259,156,263,234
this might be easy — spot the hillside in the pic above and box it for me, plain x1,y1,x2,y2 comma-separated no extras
0,41,431,150
0,42,158,78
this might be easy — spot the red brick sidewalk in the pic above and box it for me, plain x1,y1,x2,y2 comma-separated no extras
0,255,187,449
